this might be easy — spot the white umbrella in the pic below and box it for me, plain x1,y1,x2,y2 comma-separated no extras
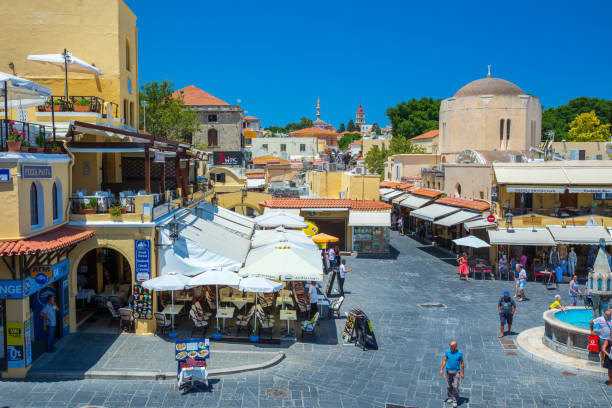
28,49,103,100
239,243,323,282
142,272,190,331
251,228,316,248
453,235,490,248
255,211,305,223
255,213,307,229
187,268,240,331
238,277,283,333
0,72,51,104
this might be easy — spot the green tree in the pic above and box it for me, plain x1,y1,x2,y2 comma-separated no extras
364,137,425,178
337,123,345,133
139,80,199,141
265,126,286,136
347,119,357,132
338,132,361,150
567,111,611,142
285,117,313,133
385,97,441,139
371,123,380,134
542,97,612,141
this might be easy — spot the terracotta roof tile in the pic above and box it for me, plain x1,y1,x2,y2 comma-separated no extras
244,116,259,120
172,85,229,106
289,127,339,137
246,172,265,179
252,155,290,165
410,129,439,141
435,197,490,212
0,227,94,257
260,198,391,210
409,188,444,198
397,183,413,191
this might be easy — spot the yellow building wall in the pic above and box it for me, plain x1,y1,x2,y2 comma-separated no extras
341,173,380,200
0,157,72,240
307,171,343,198
213,191,271,215
72,152,102,194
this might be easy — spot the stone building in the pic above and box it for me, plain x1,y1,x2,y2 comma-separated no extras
173,85,243,152
438,67,541,161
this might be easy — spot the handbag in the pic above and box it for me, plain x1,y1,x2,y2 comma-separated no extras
587,335,600,352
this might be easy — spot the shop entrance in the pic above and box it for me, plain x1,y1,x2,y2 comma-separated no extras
0,300,5,371
306,218,346,250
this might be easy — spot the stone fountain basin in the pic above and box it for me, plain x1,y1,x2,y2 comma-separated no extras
542,307,601,361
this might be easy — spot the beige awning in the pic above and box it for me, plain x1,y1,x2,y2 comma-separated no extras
547,225,612,245
379,188,394,196
382,190,404,201
391,193,409,204
564,167,612,185
488,228,555,246
263,208,301,215
409,204,460,222
399,194,432,209
348,211,391,227
494,167,568,185
464,217,497,231
434,210,481,227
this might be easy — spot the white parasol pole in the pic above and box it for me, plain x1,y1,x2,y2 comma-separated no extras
171,290,175,331
254,293,258,333
215,284,219,331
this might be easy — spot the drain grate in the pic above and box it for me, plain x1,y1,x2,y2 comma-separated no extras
418,303,446,309
561,371,576,376
266,388,290,398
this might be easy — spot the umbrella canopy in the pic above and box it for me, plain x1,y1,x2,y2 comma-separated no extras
141,272,191,291
311,233,339,243
251,227,316,248
27,52,104,75
188,268,240,287
255,215,307,229
0,72,51,108
238,277,283,293
239,243,323,282
255,211,304,222
453,235,490,248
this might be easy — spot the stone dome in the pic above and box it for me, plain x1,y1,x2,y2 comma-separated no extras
454,77,525,98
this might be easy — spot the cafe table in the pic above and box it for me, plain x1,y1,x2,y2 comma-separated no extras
279,309,297,336
162,304,184,316
216,306,235,333
275,296,294,308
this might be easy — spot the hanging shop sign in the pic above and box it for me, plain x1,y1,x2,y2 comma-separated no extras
213,151,243,166
506,186,566,194
6,321,24,368
568,187,612,194
24,319,32,367
0,168,10,182
491,186,498,202
135,239,151,282
30,265,53,285
21,165,52,179
0,259,69,299
153,151,165,163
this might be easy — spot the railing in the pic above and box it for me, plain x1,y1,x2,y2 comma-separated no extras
38,96,106,114
70,195,136,214
0,119,48,151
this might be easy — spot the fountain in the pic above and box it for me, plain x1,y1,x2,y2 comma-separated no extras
542,238,612,361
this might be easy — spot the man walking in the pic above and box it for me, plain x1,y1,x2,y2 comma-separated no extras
498,290,516,338
40,295,58,352
591,309,612,366
440,340,464,407
328,246,336,270
338,259,352,296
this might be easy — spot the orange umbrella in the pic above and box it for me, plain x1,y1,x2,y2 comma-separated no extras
311,233,339,243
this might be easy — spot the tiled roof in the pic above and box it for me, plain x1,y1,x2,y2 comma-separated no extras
410,129,439,141
436,197,490,212
380,181,400,188
409,188,444,198
0,227,94,256
172,85,229,106
260,198,391,210
397,183,413,191
244,116,259,121
252,155,289,165
290,127,339,137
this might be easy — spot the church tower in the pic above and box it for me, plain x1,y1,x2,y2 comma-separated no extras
356,104,365,128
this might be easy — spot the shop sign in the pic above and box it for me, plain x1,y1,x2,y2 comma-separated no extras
22,259,69,298
0,280,24,299
568,187,612,194
30,265,52,285
24,319,32,366
0,168,10,182
7,321,24,368
213,151,243,166
135,240,151,282
506,186,565,194
21,165,52,179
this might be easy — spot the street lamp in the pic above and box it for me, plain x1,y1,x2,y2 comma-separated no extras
505,212,514,232
530,213,537,232
142,100,148,132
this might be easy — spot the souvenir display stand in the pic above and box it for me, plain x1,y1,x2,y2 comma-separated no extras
342,308,378,350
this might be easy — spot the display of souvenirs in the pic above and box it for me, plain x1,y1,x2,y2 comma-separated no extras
133,285,153,319
342,310,357,343
175,338,210,361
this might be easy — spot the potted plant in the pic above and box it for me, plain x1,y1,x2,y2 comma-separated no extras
19,139,31,152
109,205,126,217
45,99,62,112
35,134,46,153
74,98,91,112
6,122,22,152
79,199,96,215
46,141,62,154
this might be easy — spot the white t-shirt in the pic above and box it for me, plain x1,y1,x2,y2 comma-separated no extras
309,284,318,304
328,249,335,261
339,264,346,278
593,316,612,340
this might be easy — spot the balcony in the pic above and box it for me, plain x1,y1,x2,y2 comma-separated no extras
0,119,61,152
37,96,117,116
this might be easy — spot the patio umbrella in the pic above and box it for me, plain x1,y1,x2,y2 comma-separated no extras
311,233,339,243
239,243,323,282
255,210,305,222
251,227,316,248
27,49,103,100
187,268,240,331
255,214,307,229
142,272,190,332
0,72,52,110
452,235,490,248
238,277,283,333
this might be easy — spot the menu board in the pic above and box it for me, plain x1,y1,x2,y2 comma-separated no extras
133,285,153,320
342,310,358,343
175,338,210,361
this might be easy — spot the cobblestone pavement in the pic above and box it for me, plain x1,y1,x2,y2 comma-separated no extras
3,232,612,407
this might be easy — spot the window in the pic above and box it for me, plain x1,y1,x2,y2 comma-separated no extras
214,172,225,183
499,119,505,142
52,179,63,223
129,101,134,127
300,144,306,152
125,37,131,71
30,182,39,226
208,114,218,123
479,191,484,199
530,120,536,147
123,99,128,123
506,119,511,142
455,183,462,197
280,144,286,152
208,129,218,147
52,182,58,221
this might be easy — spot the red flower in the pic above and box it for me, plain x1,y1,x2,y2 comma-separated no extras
9,121,15,125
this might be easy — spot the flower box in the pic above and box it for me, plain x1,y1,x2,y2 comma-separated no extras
74,105,91,112
45,106,62,112
7,140,21,152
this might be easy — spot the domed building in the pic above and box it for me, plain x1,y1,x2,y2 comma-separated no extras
438,68,541,161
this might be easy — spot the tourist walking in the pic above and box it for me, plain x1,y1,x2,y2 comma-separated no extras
591,309,612,366
568,247,577,277
513,263,521,298
328,246,336,269
439,340,464,408
322,248,330,273
40,295,59,352
308,281,319,319
457,252,470,282
569,275,580,306
517,265,527,301
338,259,352,296
397,217,404,236
601,338,612,386
498,290,516,338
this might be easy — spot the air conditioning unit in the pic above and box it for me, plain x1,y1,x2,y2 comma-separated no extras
355,167,364,174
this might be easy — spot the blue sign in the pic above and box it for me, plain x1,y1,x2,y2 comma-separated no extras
0,259,69,299
135,240,151,282
24,319,32,366
21,165,52,179
0,168,10,182
7,346,23,367
0,280,23,298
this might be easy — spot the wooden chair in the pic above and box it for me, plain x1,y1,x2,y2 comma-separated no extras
255,312,275,339
154,312,171,336
189,306,208,337
106,300,120,328
235,305,256,336
118,307,134,333
301,312,319,340
193,300,212,321
292,282,309,316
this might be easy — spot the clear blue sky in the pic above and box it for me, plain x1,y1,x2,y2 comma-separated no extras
127,0,612,129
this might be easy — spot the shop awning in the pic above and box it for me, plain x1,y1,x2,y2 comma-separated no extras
391,193,409,205
348,211,391,227
399,194,433,209
494,167,568,185
196,202,255,228
506,185,566,194
488,228,556,246
547,225,612,245
464,217,497,231
263,207,301,215
563,167,612,185
434,210,481,227
194,204,254,238
379,188,394,196
68,147,145,153
0,226,94,256
382,190,404,201
246,178,266,189
409,204,460,222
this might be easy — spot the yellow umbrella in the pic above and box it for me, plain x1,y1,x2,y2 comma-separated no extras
311,233,339,243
